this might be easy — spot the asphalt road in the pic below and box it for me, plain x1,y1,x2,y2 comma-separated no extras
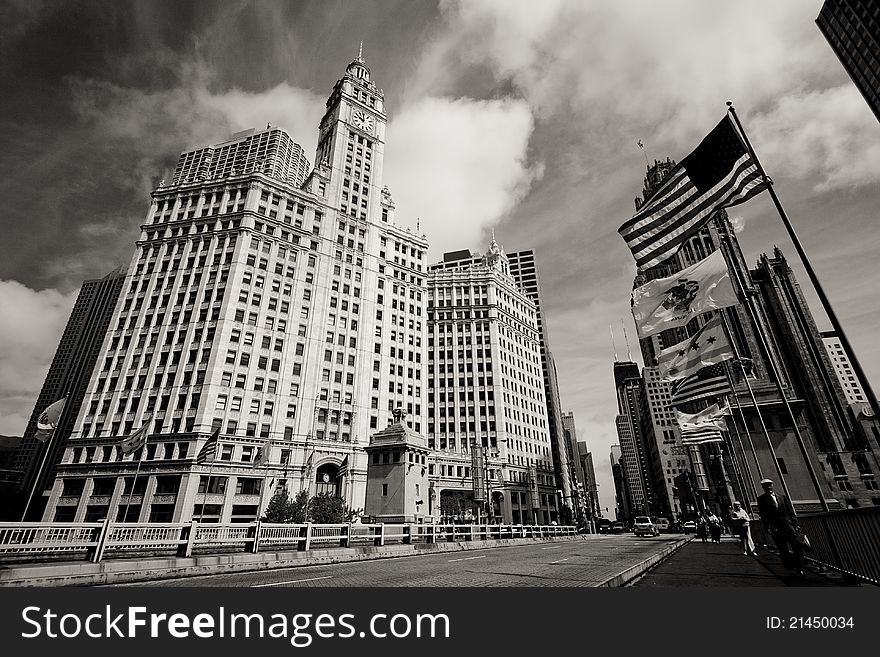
112,534,684,588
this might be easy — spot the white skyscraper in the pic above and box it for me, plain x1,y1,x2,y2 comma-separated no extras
43,53,428,523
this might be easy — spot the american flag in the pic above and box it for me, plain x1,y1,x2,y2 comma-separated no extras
670,364,732,407
618,116,766,270
679,427,724,445
196,428,220,465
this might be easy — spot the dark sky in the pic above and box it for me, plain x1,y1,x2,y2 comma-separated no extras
2,0,878,512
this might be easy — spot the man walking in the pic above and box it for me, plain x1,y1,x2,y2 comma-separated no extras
756,478,804,576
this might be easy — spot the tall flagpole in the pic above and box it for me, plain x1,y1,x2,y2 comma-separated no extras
727,101,880,427
21,429,58,521
122,440,148,523
721,360,760,503
722,238,830,512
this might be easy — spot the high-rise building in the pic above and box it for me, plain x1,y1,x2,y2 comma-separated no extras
821,331,869,406
0,268,125,520
613,361,654,517
817,0,880,123
631,157,880,512
426,242,558,523
507,250,572,509
578,441,600,518
610,444,631,520
42,53,430,523
561,411,586,521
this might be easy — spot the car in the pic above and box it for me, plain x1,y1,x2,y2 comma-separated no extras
610,521,626,534
653,517,670,533
682,520,697,534
596,519,613,534
633,516,659,537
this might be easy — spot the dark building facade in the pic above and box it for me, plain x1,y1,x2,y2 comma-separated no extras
817,0,880,123
1,268,125,520
631,157,880,514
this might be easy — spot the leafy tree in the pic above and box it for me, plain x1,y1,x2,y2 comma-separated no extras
559,504,574,526
262,489,309,523
307,492,361,523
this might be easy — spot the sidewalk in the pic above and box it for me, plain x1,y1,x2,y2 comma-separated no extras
631,536,844,587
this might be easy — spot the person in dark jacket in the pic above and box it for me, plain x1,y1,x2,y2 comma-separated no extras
756,478,804,576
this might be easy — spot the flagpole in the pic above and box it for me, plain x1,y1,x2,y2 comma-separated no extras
121,440,148,523
727,101,880,428
721,360,760,503
21,427,58,522
721,239,830,512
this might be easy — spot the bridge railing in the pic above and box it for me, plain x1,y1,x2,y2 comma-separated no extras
0,520,577,565
750,506,880,585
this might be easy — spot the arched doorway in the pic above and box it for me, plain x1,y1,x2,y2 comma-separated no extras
314,462,341,497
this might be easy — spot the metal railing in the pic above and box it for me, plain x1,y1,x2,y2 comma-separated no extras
0,520,577,565
751,506,880,585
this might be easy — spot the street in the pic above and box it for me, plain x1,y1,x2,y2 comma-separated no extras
112,535,684,588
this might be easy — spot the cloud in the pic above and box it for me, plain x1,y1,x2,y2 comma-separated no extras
68,73,326,193
749,85,880,191
0,281,77,435
384,96,540,258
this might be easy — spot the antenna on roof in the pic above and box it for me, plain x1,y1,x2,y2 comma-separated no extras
610,324,619,363
622,321,633,362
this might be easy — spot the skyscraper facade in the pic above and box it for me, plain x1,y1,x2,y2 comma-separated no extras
426,242,558,524
821,330,869,406
507,249,572,509
1,268,125,520
613,361,653,517
817,0,880,123
42,54,429,523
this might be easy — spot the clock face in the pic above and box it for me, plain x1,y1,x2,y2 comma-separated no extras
352,110,374,133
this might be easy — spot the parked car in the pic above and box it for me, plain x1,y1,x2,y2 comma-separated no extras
633,516,659,537
610,521,626,534
682,520,697,534
652,517,670,533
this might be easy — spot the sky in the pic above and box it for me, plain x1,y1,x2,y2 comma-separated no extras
2,0,879,514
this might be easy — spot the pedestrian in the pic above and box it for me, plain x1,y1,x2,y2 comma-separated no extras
730,500,756,556
756,478,805,577
707,511,722,543
696,515,708,542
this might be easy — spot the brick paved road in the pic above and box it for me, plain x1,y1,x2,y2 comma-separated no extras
114,535,684,587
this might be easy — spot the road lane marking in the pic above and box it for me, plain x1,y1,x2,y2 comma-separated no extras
448,555,487,562
253,576,333,587
550,558,569,564
541,546,563,550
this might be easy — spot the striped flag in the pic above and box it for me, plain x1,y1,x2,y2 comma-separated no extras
196,428,220,465
670,363,732,407
677,402,729,445
618,116,766,270
34,398,66,443
657,315,734,381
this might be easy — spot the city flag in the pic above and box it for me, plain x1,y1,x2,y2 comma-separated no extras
120,419,150,455
631,250,738,338
670,363,732,407
618,116,766,270
676,402,729,445
254,440,271,467
657,316,734,381
196,428,220,465
34,398,66,443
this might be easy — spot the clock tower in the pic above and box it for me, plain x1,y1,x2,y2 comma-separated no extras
313,46,387,221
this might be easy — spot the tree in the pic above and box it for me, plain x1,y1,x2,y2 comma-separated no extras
559,503,574,527
262,489,309,523
307,492,360,523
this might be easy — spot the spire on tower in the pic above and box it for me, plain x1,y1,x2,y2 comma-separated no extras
357,40,364,62
621,321,633,362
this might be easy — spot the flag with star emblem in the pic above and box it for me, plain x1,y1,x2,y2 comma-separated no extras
631,250,739,338
34,398,66,442
676,401,730,439
657,316,734,381
670,363,732,407
618,116,766,270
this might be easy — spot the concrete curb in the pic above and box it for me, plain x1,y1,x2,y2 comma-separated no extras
0,535,587,587
595,536,693,587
